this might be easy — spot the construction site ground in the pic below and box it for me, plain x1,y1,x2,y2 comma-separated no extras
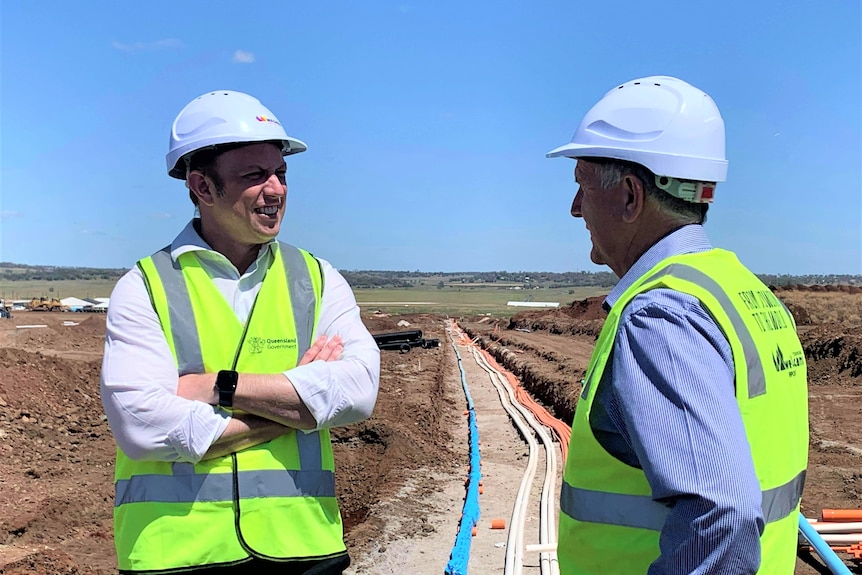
0,287,860,574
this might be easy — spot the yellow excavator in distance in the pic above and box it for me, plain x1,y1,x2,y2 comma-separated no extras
26,297,69,312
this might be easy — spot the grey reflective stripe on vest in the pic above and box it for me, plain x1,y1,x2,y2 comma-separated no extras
761,469,805,523
276,243,324,473
560,483,670,531
642,264,767,398
149,247,204,375
560,469,805,530
115,468,335,506
278,242,316,360
296,431,322,469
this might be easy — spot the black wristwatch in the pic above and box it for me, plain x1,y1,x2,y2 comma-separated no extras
215,370,239,408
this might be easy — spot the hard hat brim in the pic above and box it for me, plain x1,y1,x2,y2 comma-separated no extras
545,142,727,182
167,136,308,180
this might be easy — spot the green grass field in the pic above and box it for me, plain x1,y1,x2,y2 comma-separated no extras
354,286,610,317
1,279,610,317
0,279,117,301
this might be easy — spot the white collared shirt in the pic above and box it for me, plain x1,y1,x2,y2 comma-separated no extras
100,220,380,463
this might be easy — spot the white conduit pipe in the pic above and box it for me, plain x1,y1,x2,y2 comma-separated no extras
812,522,862,534
487,360,560,575
472,348,537,575
818,533,862,544
472,348,560,575
505,381,560,575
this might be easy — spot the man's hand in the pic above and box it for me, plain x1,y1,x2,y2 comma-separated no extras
177,335,343,403
298,335,343,365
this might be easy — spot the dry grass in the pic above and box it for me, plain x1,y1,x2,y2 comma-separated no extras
777,291,862,326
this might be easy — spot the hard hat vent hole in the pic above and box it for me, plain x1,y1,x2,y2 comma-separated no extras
634,82,641,85
654,83,661,86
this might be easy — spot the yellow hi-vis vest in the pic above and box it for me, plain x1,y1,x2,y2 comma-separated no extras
558,249,809,574
113,242,346,573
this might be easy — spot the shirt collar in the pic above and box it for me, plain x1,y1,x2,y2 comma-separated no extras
604,224,714,311
169,218,278,269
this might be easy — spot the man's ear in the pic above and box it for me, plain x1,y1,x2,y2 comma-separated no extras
621,174,646,224
187,171,216,207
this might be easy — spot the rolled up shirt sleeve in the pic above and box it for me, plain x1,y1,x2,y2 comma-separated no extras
610,290,764,575
100,268,230,463
285,259,380,429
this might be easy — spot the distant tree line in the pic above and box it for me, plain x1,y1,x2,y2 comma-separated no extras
2,263,859,289
0,262,128,282
754,273,861,287
338,272,414,289
342,270,617,289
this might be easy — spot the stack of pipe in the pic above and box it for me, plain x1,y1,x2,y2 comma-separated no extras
799,509,862,574
808,509,862,545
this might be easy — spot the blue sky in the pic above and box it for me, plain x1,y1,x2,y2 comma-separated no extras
1,1,860,275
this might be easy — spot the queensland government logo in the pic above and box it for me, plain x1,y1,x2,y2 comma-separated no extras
247,337,266,354
245,336,297,354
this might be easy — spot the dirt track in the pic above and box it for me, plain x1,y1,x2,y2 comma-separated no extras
0,289,860,574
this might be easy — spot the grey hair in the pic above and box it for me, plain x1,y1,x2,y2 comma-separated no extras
591,160,708,225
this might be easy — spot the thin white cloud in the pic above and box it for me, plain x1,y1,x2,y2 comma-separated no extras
79,229,107,236
233,50,255,64
0,210,23,220
112,39,182,53
149,213,173,220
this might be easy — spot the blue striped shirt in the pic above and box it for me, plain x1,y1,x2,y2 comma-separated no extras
593,224,764,574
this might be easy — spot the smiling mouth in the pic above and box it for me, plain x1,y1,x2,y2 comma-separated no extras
254,205,279,216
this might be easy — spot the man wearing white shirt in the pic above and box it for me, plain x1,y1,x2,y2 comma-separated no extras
100,90,380,574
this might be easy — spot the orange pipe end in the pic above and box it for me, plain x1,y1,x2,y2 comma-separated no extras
490,518,506,530
471,526,477,537
479,485,484,495
822,509,862,522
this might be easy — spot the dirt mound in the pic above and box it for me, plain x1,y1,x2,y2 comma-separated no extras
1,548,82,575
800,325,862,381
564,296,608,320
1,314,106,355
336,317,462,553
504,297,606,340
783,302,812,325
0,346,115,574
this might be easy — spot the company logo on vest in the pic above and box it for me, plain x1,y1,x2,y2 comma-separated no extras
773,344,804,376
246,336,298,354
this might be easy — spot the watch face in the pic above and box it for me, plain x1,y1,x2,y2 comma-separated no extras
217,371,238,408
218,370,238,391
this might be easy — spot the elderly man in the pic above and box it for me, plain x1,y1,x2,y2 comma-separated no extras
547,76,808,574
101,90,380,574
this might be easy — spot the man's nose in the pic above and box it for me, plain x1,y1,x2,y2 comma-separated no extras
570,188,583,218
263,173,286,195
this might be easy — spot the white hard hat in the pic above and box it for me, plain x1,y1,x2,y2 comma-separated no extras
546,76,727,183
166,90,308,180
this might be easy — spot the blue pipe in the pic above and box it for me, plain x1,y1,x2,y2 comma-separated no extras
445,332,482,575
798,513,852,575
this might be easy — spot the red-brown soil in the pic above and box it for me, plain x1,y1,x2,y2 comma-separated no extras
1,288,861,574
